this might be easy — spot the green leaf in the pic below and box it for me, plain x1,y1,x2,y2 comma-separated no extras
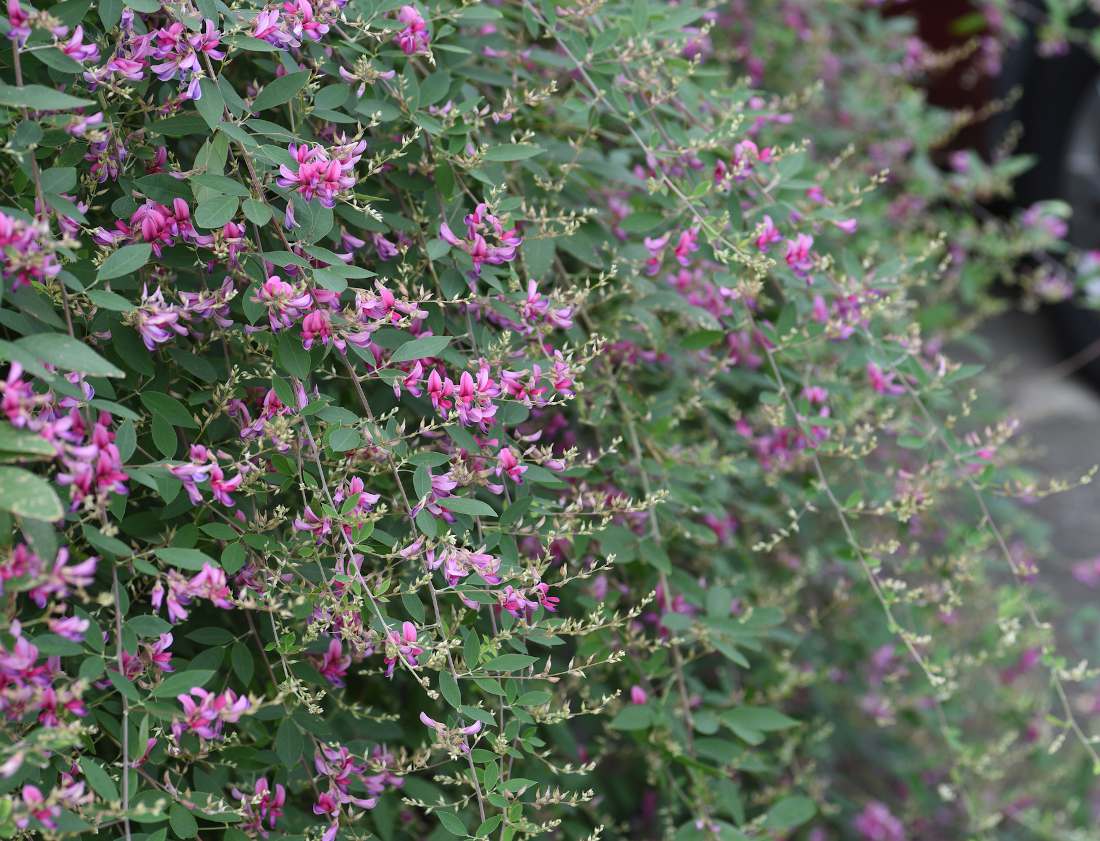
275,332,310,379
31,47,84,74
436,811,467,837
515,690,550,707
155,548,216,571
83,525,130,557
33,634,83,655
391,335,453,363
231,641,254,685
242,199,272,226
152,669,218,697
201,523,238,540
438,496,497,518
0,467,63,521
135,174,194,204
682,329,724,350
229,34,282,52
78,758,120,803
195,195,239,229
168,804,198,839
16,334,124,378
191,174,251,198
720,706,799,733
0,424,54,460
86,290,134,312
0,83,94,110
328,428,361,452
98,0,122,29
275,718,303,766
439,672,461,709
141,391,199,429
609,705,654,731
127,615,172,637
222,543,247,575
97,243,153,281
107,670,140,701
313,268,347,293
763,796,816,831
151,415,177,459
482,654,536,672
483,144,545,162
149,114,208,137
40,167,77,194
251,71,311,113
195,78,226,131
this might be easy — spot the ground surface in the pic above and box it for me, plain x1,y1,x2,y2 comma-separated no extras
980,311,1100,619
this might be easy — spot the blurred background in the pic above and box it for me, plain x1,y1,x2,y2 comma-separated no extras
913,0,1100,644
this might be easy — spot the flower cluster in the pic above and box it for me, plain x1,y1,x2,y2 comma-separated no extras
0,0,1095,839
439,202,521,278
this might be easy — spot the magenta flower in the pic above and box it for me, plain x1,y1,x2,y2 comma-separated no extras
866,362,904,396
15,785,59,830
188,563,233,609
172,687,250,742
383,621,423,677
853,801,905,841
755,215,781,252
254,275,313,331
495,447,526,483
785,233,814,279
301,309,333,349
438,203,521,278
673,228,700,266
394,5,430,55
233,778,286,837
27,548,97,608
643,231,671,275
277,142,360,208
47,615,89,642
419,711,481,752
57,25,99,63
133,285,186,350
522,280,573,330
313,638,352,686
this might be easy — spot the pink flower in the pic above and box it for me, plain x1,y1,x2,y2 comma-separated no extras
643,232,670,275
16,785,59,830
48,615,90,642
276,142,359,208
495,447,526,483
172,688,250,741
301,309,333,350
58,25,99,63
383,621,423,678
28,548,97,608
755,215,781,252
673,228,699,266
394,5,430,55
866,362,904,396
233,778,286,837
629,685,648,705
853,801,905,841
438,203,521,278
188,563,233,608
313,638,352,687
785,233,814,279
6,0,30,46
419,711,482,752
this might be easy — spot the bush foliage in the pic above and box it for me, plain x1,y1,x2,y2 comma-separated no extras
0,0,1097,839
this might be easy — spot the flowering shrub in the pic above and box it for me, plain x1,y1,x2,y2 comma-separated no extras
0,0,1098,839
